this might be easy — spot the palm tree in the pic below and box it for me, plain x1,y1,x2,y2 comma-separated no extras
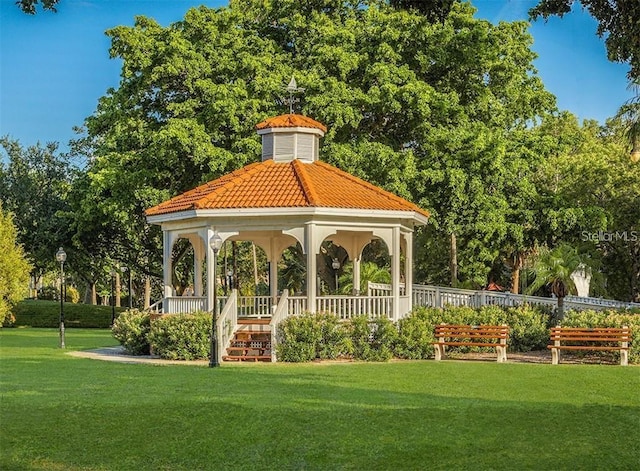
526,244,592,323
338,261,391,295
618,79,640,163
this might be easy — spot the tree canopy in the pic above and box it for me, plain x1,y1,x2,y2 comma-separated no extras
0,204,31,325
72,0,556,290
16,0,59,14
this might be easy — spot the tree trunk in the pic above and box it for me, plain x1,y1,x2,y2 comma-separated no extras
115,272,121,307
510,254,523,294
91,281,97,305
556,296,565,324
144,275,151,309
450,232,458,287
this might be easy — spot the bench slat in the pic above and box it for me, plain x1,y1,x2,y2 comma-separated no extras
548,326,630,366
433,324,509,363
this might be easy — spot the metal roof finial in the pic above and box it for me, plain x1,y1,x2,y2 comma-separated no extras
284,75,305,114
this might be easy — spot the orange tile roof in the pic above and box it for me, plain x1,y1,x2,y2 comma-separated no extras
145,159,430,219
255,114,327,133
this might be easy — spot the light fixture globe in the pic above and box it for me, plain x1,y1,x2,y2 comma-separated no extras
210,232,223,253
55,247,67,263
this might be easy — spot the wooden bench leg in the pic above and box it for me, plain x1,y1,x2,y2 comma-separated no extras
551,347,559,365
620,349,628,366
434,344,445,361
496,346,507,363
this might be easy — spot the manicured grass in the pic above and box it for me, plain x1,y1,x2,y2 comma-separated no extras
1,329,638,470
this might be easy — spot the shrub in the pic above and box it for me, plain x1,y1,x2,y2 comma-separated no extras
394,308,438,359
148,312,210,360
112,309,151,355
346,316,397,362
37,286,58,301
316,313,350,360
65,286,81,304
562,309,640,364
276,312,349,362
502,305,549,352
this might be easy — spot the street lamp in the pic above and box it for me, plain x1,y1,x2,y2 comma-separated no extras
110,268,116,326
332,258,341,293
55,247,67,348
209,231,223,368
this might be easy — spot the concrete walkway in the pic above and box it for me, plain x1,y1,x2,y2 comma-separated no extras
67,346,208,366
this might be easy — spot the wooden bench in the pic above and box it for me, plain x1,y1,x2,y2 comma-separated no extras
433,324,509,363
548,326,630,366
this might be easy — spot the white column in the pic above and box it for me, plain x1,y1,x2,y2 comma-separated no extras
404,231,413,316
306,223,317,313
391,226,401,321
270,254,279,304
193,237,205,297
353,257,361,295
163,230,175,299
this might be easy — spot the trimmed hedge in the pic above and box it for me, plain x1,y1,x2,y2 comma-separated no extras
278,305,553,362
10,300,125,328
109,305,638,364
112,309,151,355
148,312,211,360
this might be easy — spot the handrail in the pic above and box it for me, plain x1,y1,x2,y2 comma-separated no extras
147,299,163,313
269,289,290,363
217,290,238,365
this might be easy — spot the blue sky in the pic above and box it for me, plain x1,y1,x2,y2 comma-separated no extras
0,0,633,152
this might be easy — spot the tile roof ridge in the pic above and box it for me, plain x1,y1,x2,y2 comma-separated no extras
313,161,430,217
193,160,268,209
292,159,319,206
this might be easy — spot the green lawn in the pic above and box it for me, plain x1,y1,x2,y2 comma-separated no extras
1,329,638,471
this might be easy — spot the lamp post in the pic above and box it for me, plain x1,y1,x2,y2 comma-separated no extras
209,232,223,368
55,247,67,348
332,258,340,293
110,268,116,326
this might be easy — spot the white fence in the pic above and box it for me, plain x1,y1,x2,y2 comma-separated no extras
408,284,639,312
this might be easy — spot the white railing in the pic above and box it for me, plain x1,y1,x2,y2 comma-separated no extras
217,290,238,365
288,296,308,316
163,296,207,314
269,290,290,363
381,283,638,312
237,295,273,318
316,295,393,319
367,282,406,296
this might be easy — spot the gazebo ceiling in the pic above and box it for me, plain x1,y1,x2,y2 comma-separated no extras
145,158,429,221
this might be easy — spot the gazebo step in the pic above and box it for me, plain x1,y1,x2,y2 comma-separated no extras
238,317,271,325
223,326,272,362
222,355,271,362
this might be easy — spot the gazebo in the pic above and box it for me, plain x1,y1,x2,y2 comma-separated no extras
145,113,429,360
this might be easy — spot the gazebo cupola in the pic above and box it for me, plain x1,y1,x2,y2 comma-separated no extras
256,114,327,163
